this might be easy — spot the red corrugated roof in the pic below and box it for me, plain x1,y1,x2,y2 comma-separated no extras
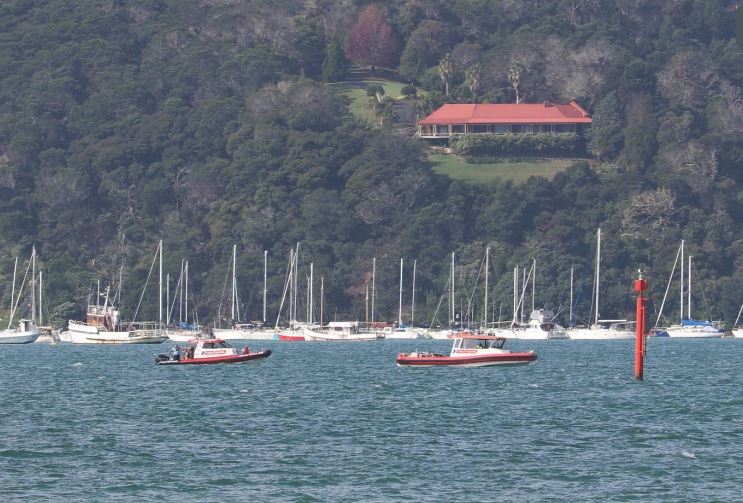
418,101,592,125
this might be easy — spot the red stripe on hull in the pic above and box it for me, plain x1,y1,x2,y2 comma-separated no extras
396,352,536,366
278,334,306,341
173,350,271,365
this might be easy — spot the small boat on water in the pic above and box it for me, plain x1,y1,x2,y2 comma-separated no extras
155,338,271,365
396,334,537,367
0,319,40,344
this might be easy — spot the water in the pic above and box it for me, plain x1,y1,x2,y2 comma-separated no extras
2,338,742,502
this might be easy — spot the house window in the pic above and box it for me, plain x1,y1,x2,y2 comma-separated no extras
511,125,528,134
451,125,465,134
494,125,509,134
469,125,488,134
556,124,575,133
435,125,449,135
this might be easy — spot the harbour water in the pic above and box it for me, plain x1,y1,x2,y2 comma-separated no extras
2,338,742,502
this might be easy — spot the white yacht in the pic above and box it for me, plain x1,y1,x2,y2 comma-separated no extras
510,309,569,340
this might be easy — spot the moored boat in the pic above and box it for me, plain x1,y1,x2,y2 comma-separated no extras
0,319,40,344
396,334,536,367
155,338,271,365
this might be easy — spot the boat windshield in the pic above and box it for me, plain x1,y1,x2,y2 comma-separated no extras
459,338,503,349
201,341,231,349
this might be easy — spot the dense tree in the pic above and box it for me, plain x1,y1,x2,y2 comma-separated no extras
345,5,401,70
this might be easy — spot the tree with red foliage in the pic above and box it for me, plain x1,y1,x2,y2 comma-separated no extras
345,5,400,71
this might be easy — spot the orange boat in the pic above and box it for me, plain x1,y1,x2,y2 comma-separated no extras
155,339,271,365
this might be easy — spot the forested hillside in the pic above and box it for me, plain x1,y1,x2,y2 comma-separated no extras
1,0,742,327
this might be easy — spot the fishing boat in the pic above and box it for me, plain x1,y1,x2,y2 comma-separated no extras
155,338,271,365
396,334,536,367
66,241,168,344
301,321,382,341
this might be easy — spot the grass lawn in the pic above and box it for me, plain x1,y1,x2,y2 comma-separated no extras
328,79,414,123
429,154,580,184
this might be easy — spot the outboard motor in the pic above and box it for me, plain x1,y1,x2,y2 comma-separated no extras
154,353,172,364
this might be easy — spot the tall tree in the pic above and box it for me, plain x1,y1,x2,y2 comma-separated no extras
465,64,481,103
345,5,400,71
508,63,523,104
438,53,453,97
322,36,349,82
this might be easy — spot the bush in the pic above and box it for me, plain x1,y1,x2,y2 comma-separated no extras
366,84,385,97
401,84,417,97
449,133,581,156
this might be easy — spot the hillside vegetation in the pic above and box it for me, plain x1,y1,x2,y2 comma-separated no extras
0,0,742,327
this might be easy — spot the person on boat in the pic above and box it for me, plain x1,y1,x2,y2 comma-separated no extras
172,345,181,361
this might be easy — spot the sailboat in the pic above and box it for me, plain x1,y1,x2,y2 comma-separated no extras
508,259,568,340
214,247,275,340
64,241,168,344
0,249,41,344
384,258,423,339
654,240,723,338
165,259,208,342
567,229,634,340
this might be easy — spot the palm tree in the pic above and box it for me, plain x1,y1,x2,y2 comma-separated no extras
465,64,481,103
438,53,453,97
508,63,523,104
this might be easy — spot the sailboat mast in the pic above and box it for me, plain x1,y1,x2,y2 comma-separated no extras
531,257,536,315
263,250,268,323
521,267,526,323
231,244,237,321
31,246,36,324
309,262,314,325
450,252,455,325
512,266,518,325
371,257,376,324
320,276,324,328
398,258,404,327
185,260,189,324
159,240,163,324
8,257,17,329
680,239,684,323
289,248,294,324
411,259,416,326
483,247,489,328
595,228,601,325
179,260,184,322
569,266,574,326
38,270,43,326
688,255,692,320
166,273,170,325
365,284,369,326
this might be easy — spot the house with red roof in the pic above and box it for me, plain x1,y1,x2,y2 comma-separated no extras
417,101,592,138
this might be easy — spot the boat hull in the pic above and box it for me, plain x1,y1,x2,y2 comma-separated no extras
396,352,536,367
66,321,167,344
567,328,633,340
156,349,272,365
0,329,40,344
213,328,278,341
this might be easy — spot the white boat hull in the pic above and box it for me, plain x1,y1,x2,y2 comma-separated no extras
660,323,723,338
733,329,743,338
509,329,569,340
567,328,634,340
0,328,40,344
301,328,380,342
66,321,167,344
212,328,278,340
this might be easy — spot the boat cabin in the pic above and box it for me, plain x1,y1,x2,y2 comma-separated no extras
452,335,507,350
187,338,242,359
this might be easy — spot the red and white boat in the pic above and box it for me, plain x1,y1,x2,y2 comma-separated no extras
396,334,536,367
155,338,271,365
